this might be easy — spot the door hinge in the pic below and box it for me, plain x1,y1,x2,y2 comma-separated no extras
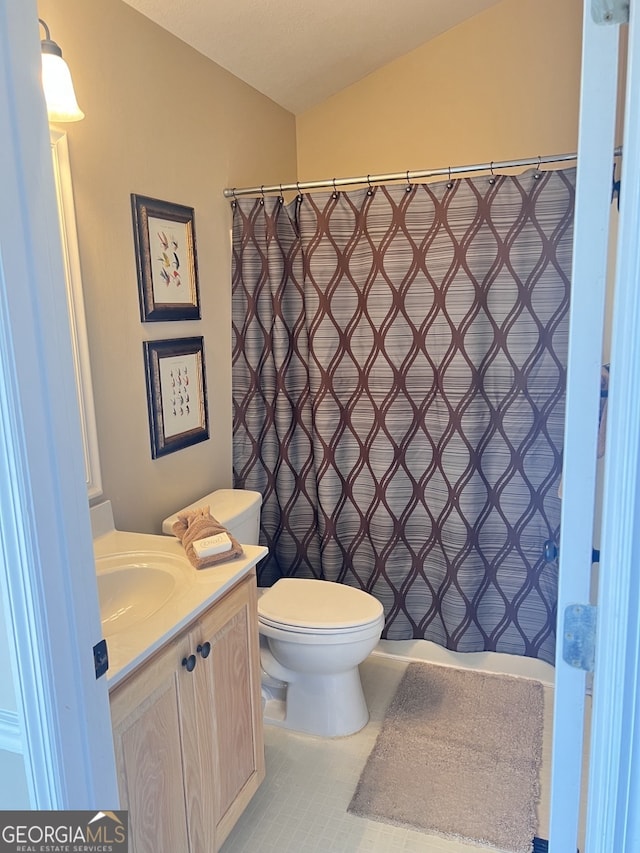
562,604,597,672
93,638,109,679
592,0,630,24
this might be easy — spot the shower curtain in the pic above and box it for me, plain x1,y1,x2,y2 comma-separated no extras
232,168,575,664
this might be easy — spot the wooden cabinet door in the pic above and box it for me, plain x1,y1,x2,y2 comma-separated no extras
110,632,193,853
109,572,264,853
192,573,265,849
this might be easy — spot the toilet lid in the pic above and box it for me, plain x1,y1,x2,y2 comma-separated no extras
257,578,384,630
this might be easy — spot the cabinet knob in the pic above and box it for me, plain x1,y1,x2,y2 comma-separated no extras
197,641,211,659
181,654,197,672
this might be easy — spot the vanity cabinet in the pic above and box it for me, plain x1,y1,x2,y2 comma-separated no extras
109,571,265,853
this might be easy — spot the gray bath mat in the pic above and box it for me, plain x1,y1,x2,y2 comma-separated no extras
348,662,544,853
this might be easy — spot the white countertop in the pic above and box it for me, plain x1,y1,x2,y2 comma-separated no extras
93,527,268,689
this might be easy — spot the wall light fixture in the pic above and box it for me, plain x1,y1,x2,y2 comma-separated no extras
39,18,84,122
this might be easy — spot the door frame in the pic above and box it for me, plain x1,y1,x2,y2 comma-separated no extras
550,3,640,852
585,3,640,850
0,0,117,807
548,3,620,849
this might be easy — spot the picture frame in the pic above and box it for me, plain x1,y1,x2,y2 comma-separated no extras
143,337,209,458
131,194,201,321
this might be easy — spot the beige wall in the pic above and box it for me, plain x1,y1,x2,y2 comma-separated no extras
296,0,583,181
295,0,625,569
37,0,297,533
34,0,608,537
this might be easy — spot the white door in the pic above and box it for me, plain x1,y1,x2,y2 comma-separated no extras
583,2,640,851
0,1,118,807
550,3,640,852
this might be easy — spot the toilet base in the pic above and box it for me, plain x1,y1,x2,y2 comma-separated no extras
261,677,286,722
261,666,369,738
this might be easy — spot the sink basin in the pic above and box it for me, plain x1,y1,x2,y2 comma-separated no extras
96,551,185,634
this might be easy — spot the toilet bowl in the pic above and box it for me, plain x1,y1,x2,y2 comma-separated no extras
258,577,384,737
163,489,385,738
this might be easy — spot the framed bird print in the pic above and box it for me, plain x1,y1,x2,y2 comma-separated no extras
131,194,201,321
143,337,209,458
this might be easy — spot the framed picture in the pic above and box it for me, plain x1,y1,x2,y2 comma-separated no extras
143,337,209,458
131,194,201,321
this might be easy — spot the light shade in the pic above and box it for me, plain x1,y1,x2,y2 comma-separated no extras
39,19,84,123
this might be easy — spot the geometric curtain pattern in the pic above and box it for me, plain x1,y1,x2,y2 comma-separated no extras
232,168,575,663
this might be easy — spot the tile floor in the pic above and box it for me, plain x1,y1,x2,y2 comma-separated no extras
221,640,585,853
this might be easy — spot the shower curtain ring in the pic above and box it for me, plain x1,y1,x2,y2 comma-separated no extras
534,155,542,179
367,174,373,196
489,162,496,185
260,185,265,205
279,184,285,203
332,177,338,199
447,166,453,189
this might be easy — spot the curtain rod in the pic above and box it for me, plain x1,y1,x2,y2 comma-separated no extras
223,148,623,199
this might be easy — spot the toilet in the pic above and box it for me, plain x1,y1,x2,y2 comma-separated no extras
258,576,384,737
163,489,385,738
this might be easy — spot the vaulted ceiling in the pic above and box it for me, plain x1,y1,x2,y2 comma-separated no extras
121,0,504,114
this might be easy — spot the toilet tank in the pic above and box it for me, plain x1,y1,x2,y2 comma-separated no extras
162,489,262,544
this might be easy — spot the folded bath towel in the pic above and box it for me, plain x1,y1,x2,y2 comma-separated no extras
172,506,244,569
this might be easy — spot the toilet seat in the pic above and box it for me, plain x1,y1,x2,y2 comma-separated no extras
257,577,384,632
258,613,383,637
